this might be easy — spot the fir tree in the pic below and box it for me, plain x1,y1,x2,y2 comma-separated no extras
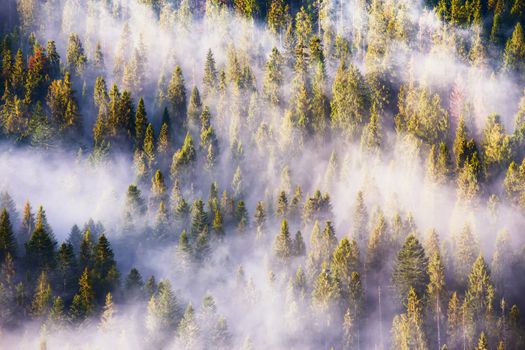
31,271,52,318
167,65,187,128
274,218,293,262
135,97,148,149
0,209,16,261
392,234,430,302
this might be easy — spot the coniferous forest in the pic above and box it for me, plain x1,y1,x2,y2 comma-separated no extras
1,0,525,348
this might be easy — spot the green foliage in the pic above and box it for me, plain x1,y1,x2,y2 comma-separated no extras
392,234,429,302
274,218,293,262
331,62,371,139
0,209,16,261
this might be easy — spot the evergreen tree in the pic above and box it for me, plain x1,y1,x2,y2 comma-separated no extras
66,33,87,76
503,23,525,74
465,255,495,323
99,292,116,332
187,86,202,132
47,296,66,330
146,280,181,336
475,332,488,350
25,207,56,271
77,267,95,317
331,62,371,139
263,48,284,106
202,49,217,96
125,267,144,300
190,199,208,240
331,238,361,298
171,132,196,179
312,261,340,313
454,224,479,282
391,287,428,350
178,303,199,348
135,97,148,149
31,271,52,318
352,191,368,251
392,234,430,302
0,209,16,261
293,230,306,256
167,65,187,128
56,242,77,294
274,218,293,262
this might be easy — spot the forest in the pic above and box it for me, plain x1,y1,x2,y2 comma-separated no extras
0,0,525,348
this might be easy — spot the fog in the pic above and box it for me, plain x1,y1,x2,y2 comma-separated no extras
1,0,525,348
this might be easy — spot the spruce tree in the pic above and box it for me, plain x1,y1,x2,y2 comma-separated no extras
392,234,429,302
25,208,56,272
203,49,217,96
125,267,144,300
0,209,16,261
274,218,293,262
135,97,148,149
167,65,187,128
31,271,52,318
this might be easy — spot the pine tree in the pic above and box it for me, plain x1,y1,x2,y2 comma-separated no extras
254,201,266,231
47,296,66,330
352,191,368,250
274,218,293,262
235,201,248,233
366,209,389,273
25,208,56,271
447,292,462,349
465,255,495,322
392,234,429,302
203,49,217,96
167,65,187,128
313,261,340,310
94,234,116,279
391,287,428,350
293,230,306,256
10,49,25,94
212,208,224,239
0,209,16,261
475,332,488,350
77,267,94,318
178,303,199,348
263,48,284,105
93,76,109,111
66,33,87,76
171,132,196,180
157,122,170,158
454,224,479,282
190,199,208,240
79,229,94,270
427,251,446,350
146,280,180,335
45,41,60,80
331,238,361,297
361,102,382,153
187,86,202,132
503,23,525,74
331,62,371,139
46,72,80,134
275,191,288,218
491,230,513,294
232,166,244,199
135,97,148,149
125,267,144,300
56,242,77,294
99,292,115,332
143,123,155,167
31,271,52,318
